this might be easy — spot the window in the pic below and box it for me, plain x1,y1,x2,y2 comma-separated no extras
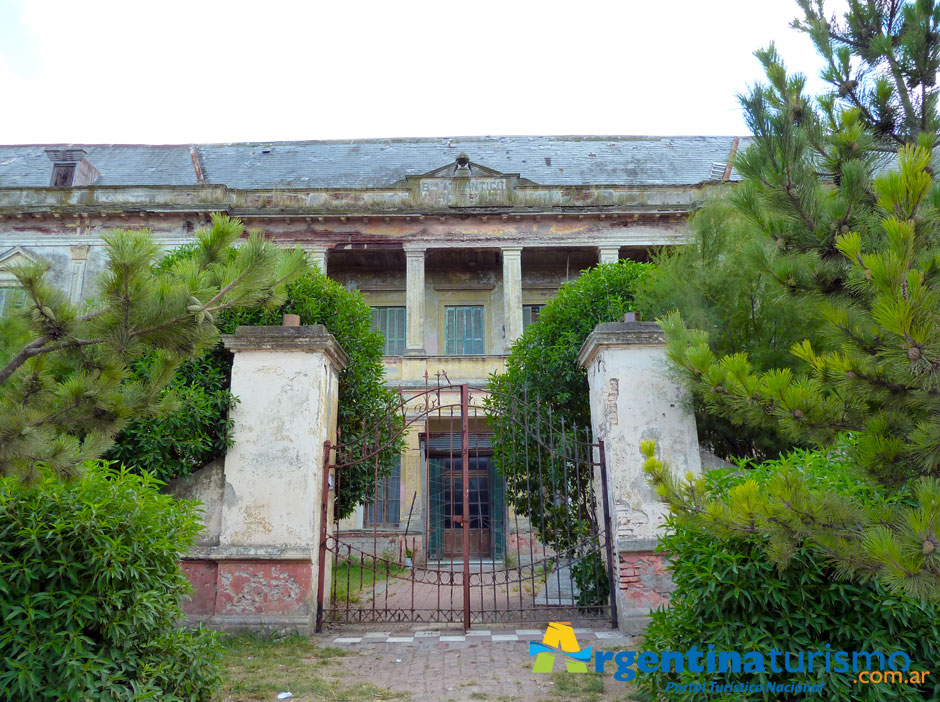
51,164,75,187
522,304,544,331
0,287,26,317
371,306,406,356
444,305,484,355
365,459,401,526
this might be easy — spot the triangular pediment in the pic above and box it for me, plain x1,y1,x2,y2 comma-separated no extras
0,247,36,267
391,160,537,187
0,247,41,282
418,160,513,179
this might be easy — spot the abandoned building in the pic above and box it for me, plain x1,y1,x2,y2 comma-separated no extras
0,137,738,628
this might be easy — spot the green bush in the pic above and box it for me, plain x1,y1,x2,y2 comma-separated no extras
634,442,940,701
109,267,402,519
487,261,650,554
571,551,609,609
107,346,235,484
0,463,221,701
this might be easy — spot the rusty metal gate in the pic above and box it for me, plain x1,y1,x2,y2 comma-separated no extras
315,381,617,630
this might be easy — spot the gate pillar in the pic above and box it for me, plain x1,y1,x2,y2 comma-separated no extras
578,320,701,633
186,325,347,632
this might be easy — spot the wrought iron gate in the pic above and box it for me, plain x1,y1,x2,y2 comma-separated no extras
315,381,617,630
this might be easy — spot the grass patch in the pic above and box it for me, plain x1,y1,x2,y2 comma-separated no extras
332,556,407,604
542,671,606,702
219,633,407,702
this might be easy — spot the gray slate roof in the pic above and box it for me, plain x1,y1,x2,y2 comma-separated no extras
0,136,742,189
0,145,199,187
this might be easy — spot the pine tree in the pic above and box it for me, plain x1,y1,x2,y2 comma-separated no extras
0,214,307,480
794,0,940,147
646,1,940,599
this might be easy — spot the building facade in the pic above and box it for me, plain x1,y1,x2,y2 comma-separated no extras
0,136,739,565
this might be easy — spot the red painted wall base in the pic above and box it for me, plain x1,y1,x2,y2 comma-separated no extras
181,559,313,619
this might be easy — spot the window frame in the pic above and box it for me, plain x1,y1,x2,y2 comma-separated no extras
50,163,76,187
522,304,544,331
371,306,407,356
443,305,485,355
364,458,402,528
0,286,27,318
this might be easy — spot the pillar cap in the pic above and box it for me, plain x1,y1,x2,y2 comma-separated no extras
577,321,665,368
222,324,349,370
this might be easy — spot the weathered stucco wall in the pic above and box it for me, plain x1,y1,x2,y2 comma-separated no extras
180,325,347,631
579,320,701,633
166,459,225,547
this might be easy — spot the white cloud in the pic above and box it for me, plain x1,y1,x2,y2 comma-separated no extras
3,0,843,143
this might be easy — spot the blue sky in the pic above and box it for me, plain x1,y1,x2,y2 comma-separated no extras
0,0,844,144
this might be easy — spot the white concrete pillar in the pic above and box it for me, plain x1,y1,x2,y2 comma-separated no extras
213,325,347,629
578,321,701,633
405,247,426,355
502,247,523,346
598,246,620,265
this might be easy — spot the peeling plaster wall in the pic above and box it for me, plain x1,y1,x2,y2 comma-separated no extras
178,327,344,631
219,346,339,549
579,323,702,633
166,459,224,547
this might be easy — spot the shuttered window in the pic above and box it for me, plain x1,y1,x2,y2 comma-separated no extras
0,287,27,317
444,305,484,355
522,304,544,331
365,459,401,526
371,306,406,356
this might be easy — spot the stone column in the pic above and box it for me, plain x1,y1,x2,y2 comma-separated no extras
502,247,523,347
598,246,620,265
578,321,701,633
405,247,426,355
306,246,328,274
190,325,348,631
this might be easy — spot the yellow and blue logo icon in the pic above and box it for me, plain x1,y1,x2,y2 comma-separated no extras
530,622,592,673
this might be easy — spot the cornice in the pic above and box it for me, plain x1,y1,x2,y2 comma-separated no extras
0,180,723,219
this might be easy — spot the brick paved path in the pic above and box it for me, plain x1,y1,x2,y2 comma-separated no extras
316,626,636,701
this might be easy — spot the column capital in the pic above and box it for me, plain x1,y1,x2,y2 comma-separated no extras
69,245,90,261
501,246,523,256
300,244,328,273
598,245,620,264
403,245,427,257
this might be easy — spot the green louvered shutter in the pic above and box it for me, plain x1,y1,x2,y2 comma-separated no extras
371,307,406,355
427,457,445,560
444,306,484,355
488,457,506,560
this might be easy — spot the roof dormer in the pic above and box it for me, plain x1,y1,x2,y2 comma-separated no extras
45,149,100,187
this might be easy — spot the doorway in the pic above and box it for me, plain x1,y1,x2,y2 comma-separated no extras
426,434,505,561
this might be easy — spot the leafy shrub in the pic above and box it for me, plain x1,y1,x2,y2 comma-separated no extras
571,551,609,609
109,266,402,519
106,346,235,484
634,442,940,701
0,462,221,701
487,261,650,554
